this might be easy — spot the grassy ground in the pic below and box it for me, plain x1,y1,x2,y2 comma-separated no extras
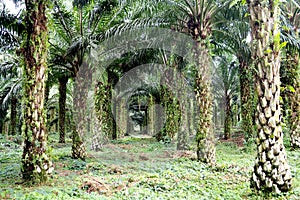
0,134,299,200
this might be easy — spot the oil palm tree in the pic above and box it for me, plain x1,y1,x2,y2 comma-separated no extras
21,0,53,183
108,0,230,164
247,0,292,192
0,4,24,135
0,3,24,51
164,0,225,164
0,54,22,135
213,4,255,142
212,55,239,140
49,0,118,159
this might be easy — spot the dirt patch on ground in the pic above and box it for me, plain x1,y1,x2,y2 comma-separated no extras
81,176,140,195
219,133,244,147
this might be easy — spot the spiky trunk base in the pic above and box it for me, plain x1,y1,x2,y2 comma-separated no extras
72,132,86,160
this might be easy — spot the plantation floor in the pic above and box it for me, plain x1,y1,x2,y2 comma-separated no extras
0,134,299,199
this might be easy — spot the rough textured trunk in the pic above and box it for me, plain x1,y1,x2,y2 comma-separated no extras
248,0,292,193
177,79,190,150
177,97,188,150
95,82,116,139
186,9,215,164
10,96,17,135
239,59,255,141
194,46,215,165
156,86,180,142
107,70,117,140
58,76,68,143
116,98,127,138
72,62,91,160
21,0,53,183
287,51,300,148
148,95,154,136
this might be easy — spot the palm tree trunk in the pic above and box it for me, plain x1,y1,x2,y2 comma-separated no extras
195,46,215,165
177,97,188,150
148,95,156,136
58,76,68,143
107,71,117,140
94,81,115,141
155,86,169,141
111,93,117,140
9,96,17,135
44,81,50,106
288,51,300,148
21,0,53,183
248,0,292,192
224,93,231,140
72,62,91,160
239,59,255,141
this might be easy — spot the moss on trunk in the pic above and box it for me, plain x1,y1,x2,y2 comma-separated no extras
21,0,53,183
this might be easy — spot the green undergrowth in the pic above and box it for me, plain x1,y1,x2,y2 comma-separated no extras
0,134,299,199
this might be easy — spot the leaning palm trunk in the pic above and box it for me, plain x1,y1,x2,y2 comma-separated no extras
248,0,292,192
288,51,300,148
194,47,215,165
21,0,53,183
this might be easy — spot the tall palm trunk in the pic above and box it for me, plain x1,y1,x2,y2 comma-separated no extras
107,71,117,140
58,76,68,143
248,0,292,192
72,63,91,160
94,82,114,142
9,96,17,135
195,45,215,164
21,0,53,183
288,51,300,148
239,59,255,141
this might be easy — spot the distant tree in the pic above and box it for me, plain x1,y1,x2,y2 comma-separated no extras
213,4,256,141
212,56,239,140
0,55,22,135
0,5,24,135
